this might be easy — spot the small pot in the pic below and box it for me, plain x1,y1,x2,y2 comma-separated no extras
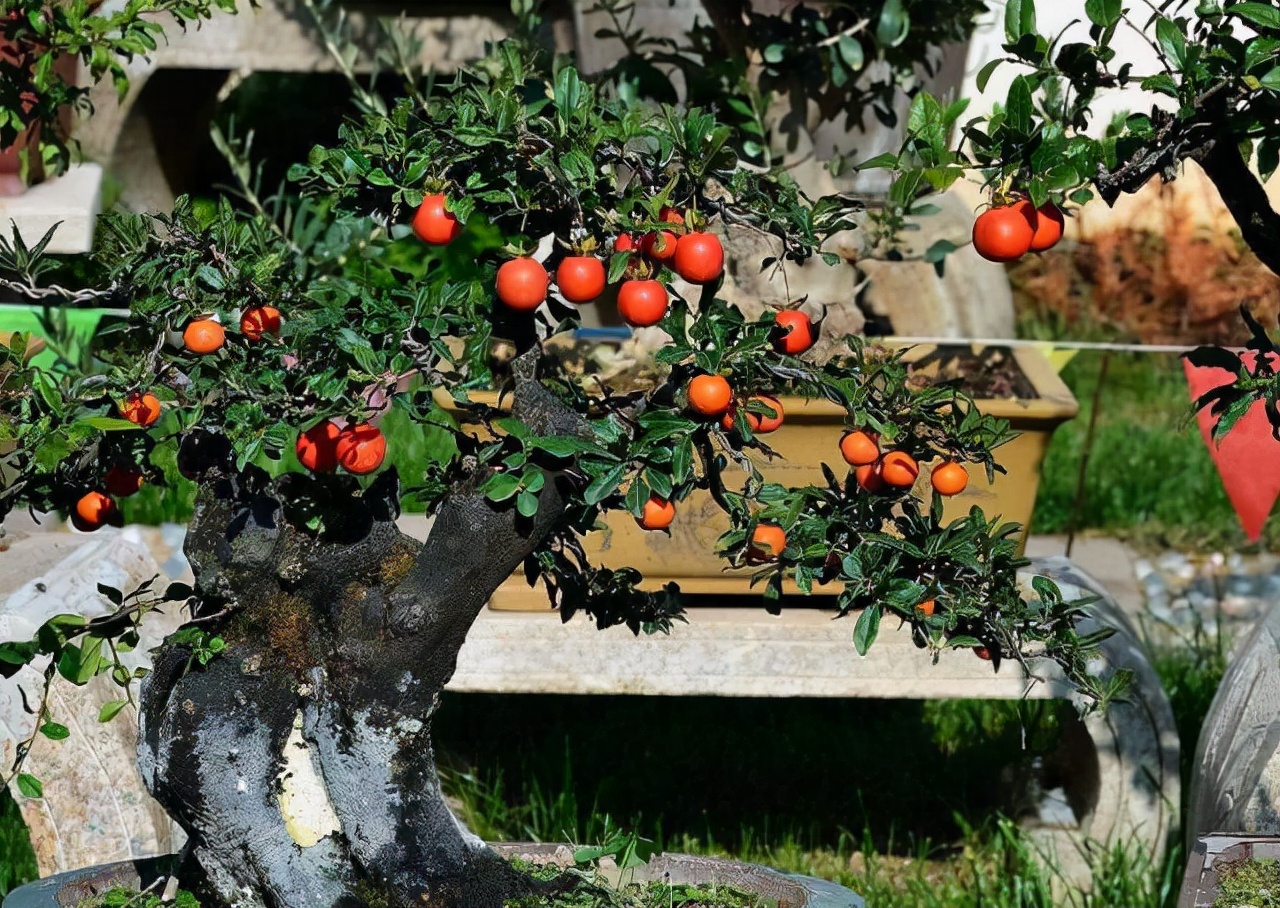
0,26,79,196
1178,834,1280,908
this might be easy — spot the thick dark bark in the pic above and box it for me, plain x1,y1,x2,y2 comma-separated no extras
1193,135,1280,277
138,354,593,908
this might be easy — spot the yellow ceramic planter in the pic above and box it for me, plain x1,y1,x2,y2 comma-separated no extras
458,345,1078,609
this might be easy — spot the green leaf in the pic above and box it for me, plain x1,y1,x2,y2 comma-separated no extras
482,473,521,502
923,240,958,263
837,35,864,70
39,722,69,741
99,699,128,723
1155,17,1187,68
763,44,785,64
75,417,143,432
1084,0,1122,28
1004,0,1037,43
975,58,1003,93
875,0,910,48
1231,2,1280,31
17,774,42,799
853,605,881,656
1005,75,1034,135
516,489,540,517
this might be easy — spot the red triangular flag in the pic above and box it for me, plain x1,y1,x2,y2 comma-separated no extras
1183,353,1280,540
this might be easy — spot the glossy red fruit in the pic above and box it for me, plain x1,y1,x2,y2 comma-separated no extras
1029,202,1065,252
412,193,463,245
297,421,342,473
119,392,161,427
240,306,282,342
688,374,733,418
336,423,387,475
643,230,679,262
496,257,550,311
616,280,668,327
972,201,1036,263
636,495,676,530
773,310,816,355
73,491,117,531
555,256,607,304
615,234,638,253
674,232,724,284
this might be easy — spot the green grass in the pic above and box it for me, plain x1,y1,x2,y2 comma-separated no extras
1028,348,1277,551
0,787,37,897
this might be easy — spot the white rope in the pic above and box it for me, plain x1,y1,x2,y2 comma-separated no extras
882,335,1241,354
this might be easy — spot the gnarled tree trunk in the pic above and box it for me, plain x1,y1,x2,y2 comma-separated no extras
137,363,591,908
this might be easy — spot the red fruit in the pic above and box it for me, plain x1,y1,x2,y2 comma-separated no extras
855,462,884,493
240,306,282,342
674,232,724,284
879,451,920,487
931,461,969,496
73,491,117,531
839,430,880,467
616,280,668,327
643,230,679,262
687,375,733,418
412,193,463,245
747,523,787,562
496,257,549,311
119,392,161,427
659,206,685,227
636,495,676,530
747,395,784,433
104,466,144,497
773,310,816,355
336,423,387,475
971,201,1036,263
615,234,638,253
297,421,342,473
555,256,607,304
1029,203,1065,252
183,319,226,354
974,646,993,661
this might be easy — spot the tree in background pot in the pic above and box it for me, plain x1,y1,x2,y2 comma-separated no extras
0,0,233,195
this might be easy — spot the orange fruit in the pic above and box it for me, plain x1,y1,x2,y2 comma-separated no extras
747,523,787,562
119,392,161,427
879,451,919,487
916,599,936,617
183,319,225,354
931,461,969,496
103,466,144,497
673,232,724,284
240,306,282,341
688,374,733,418
971,201,1036,263
773,310,816,355
1029,203,1065,252
747,395,784,433
855,462,884,493
336,423,387,475
636,495,676,530
496,257,550,311
296,421,342,473
839,430,879,466
73,491,117,531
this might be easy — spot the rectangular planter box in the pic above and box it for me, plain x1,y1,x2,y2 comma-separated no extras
475,345,1077,609
1179,835,1280,908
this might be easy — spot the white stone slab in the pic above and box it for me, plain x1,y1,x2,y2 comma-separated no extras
0,164,102,255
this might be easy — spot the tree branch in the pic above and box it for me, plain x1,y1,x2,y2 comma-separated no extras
1192,132,1280,277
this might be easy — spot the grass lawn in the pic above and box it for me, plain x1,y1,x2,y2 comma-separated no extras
1028,348,1273,552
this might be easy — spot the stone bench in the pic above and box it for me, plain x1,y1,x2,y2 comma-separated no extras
0,525,1177,893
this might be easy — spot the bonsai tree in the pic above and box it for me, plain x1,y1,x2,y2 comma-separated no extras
0,3,1130,907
